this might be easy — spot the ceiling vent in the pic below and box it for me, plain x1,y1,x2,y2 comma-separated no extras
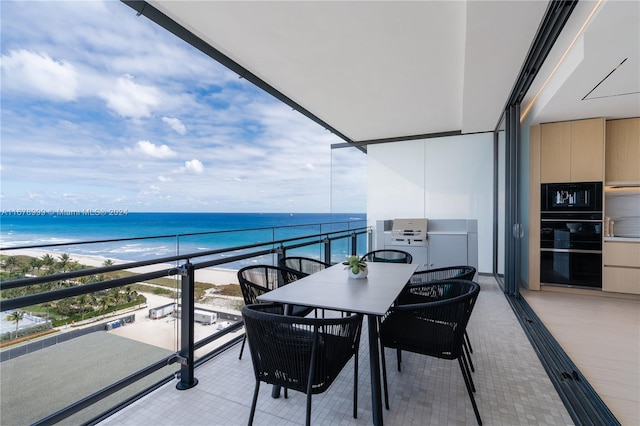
583,57,640,100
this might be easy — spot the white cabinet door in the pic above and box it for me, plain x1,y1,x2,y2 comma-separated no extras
428,234,468,269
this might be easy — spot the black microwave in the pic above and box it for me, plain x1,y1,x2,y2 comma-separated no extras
541,181,602,213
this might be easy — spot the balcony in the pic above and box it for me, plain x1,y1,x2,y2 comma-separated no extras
95,274,574,426
1,222,636,425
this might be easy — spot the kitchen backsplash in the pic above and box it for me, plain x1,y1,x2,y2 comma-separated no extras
605,186,640,238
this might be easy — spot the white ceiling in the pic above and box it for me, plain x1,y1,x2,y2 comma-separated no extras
523,0,640,124
145,0,639,142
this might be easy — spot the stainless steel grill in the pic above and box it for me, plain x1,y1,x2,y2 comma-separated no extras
388,218,428,247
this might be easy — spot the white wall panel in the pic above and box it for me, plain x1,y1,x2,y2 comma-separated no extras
367,139,426,220
367,133,494,272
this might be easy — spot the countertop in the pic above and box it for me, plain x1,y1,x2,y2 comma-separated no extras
604,237,640,243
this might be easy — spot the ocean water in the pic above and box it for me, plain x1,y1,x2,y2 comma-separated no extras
0,212,367,267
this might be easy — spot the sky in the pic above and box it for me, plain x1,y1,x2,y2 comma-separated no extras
0,0,367,213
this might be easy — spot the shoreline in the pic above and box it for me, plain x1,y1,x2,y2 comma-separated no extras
1,248,239,286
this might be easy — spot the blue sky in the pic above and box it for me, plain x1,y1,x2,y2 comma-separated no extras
0,0,367,213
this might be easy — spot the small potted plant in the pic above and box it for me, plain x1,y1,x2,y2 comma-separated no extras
343,255,368,279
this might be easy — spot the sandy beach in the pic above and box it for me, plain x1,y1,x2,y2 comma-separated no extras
1,248,239,286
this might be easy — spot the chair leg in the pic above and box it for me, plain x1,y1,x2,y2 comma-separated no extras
396,348,402,372
239,335,246,360
353,349,358,418
248,380,260,426
461,351,476,393
458,358,482,425
463,340,475,373
465,330,474,353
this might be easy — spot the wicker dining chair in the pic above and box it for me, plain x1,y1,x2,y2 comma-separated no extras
236,265,314,359
400,265,478,369
379,279,482,425
279,256,332,275
361,249,413,264
280,256,338,317
408,265,476,285
242,303,363,426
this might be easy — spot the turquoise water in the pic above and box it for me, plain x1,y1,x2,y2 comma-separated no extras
0,212,367,265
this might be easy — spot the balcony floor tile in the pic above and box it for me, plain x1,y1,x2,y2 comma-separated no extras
99,276,574,426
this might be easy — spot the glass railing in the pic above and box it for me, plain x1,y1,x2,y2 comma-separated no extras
0,219,369,425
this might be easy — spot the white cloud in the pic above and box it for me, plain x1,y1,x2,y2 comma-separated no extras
0,49,79,101
99,74,159,118
162,116,187,135
184,159,204,175
0,1,365,213
134,141,177,159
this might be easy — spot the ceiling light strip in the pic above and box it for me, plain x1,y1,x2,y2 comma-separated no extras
520,0,605,121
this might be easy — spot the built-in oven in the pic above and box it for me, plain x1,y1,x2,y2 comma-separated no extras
540,182,603,289
540,215,602,288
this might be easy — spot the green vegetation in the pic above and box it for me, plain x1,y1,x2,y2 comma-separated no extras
1,254,147,341
1,253,240,342
342,255,367,274
5,311,24,339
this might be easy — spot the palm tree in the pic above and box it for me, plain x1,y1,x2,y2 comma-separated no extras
77,294,89,321
58,253,71,273
102,259,114,267
29,257,43,275
41,254,55,274
99,295,115,318
6,311,25,339
110,288,122,305
3,256,17,273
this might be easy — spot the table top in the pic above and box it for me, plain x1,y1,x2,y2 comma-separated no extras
257,262,419,316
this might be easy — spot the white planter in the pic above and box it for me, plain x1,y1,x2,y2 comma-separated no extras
348,267,368,279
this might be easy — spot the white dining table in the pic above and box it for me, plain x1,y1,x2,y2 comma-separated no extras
257,261,419,426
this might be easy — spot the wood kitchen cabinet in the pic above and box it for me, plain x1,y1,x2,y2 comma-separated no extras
603,241,640,294
606,117,640,183
540,118,605,183
540,121,571,182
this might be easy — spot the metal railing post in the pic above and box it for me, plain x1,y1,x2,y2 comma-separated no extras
351,232,358,256
323,237,331,263
276,245,285,267
176,261,198,390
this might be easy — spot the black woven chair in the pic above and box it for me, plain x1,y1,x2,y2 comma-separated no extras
361,249,413,264
379,279,482,425
408,265,476,285
237,265,314,359
279,256,332,275
242,303,363,426
400,266,478,368
280,256,339,317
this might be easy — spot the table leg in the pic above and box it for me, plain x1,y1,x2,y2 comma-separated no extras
368,315,383,426
271,385,281,398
